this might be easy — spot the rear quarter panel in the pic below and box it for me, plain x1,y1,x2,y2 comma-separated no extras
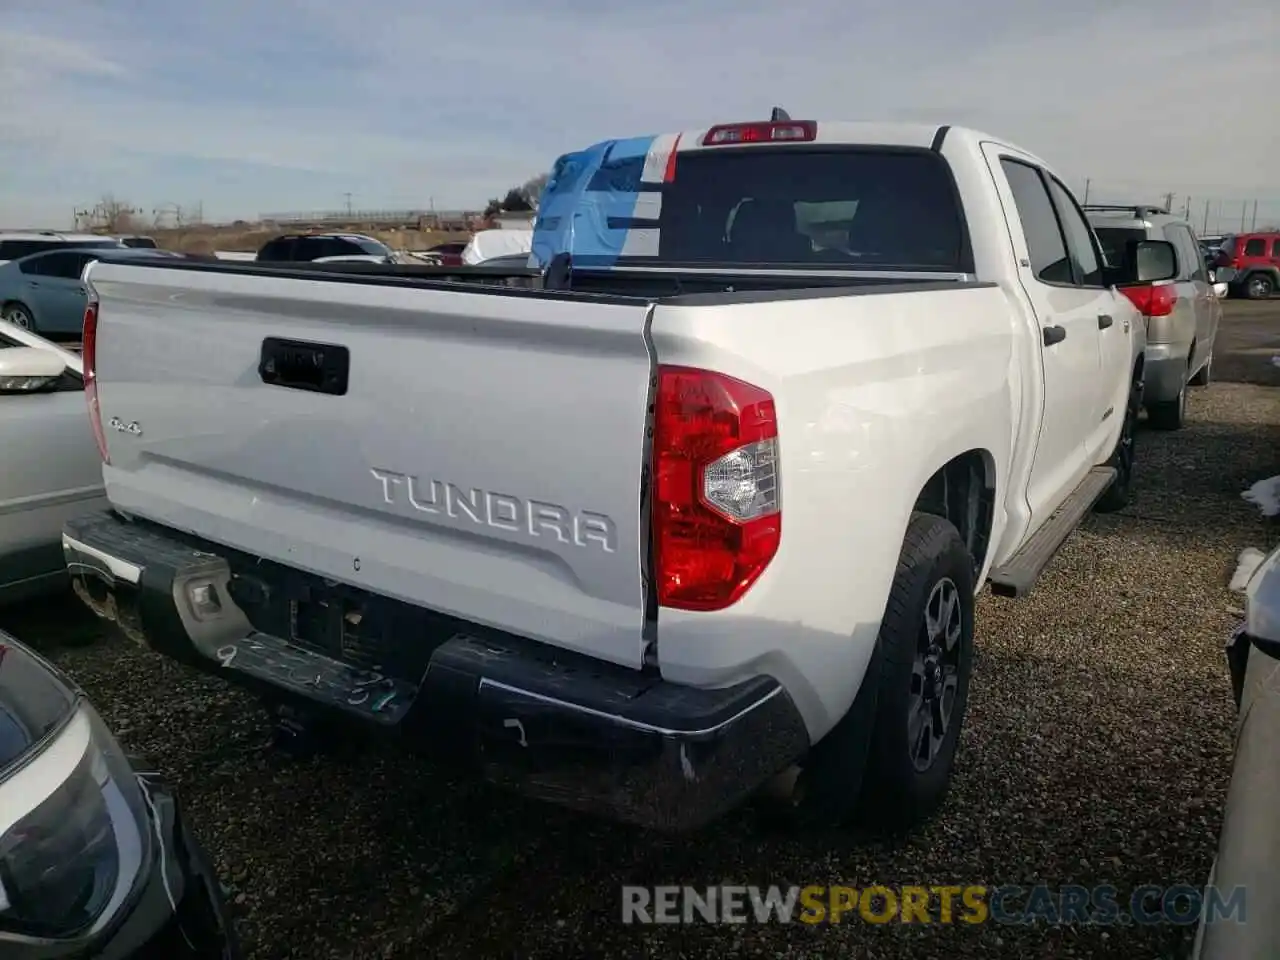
649,284,1018,739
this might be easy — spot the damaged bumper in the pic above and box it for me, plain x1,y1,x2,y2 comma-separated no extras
63,509,809,832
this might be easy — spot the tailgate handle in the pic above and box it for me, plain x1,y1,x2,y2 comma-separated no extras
258,337,349,395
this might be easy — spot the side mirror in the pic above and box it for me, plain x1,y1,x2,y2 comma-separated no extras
0,347,68,394
1108,238,1179,286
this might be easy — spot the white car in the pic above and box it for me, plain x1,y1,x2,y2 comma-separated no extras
0,318,105,603
63,118,1176,833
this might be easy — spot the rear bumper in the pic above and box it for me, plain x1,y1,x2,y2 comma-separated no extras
63,509,809,832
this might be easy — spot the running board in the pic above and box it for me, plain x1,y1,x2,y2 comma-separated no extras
988,466,1116,599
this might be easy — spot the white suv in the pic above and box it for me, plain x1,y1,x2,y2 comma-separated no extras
0,232,124,266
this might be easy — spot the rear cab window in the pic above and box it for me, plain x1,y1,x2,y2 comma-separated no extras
532,140,972,272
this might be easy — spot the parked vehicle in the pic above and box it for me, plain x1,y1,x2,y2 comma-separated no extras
254,233,394,263
0,630,239,958
1086,204,1225,430
0,233,123,267
1213,232,1280,299
311,254,395,265
63,118,1175,833
0,247,179,339
116,235,159,249
460,228,532,265
1201,544,1280,957
423,241,468,266
0,319,106,604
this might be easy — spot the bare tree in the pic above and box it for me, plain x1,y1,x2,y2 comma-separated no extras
98,195,143,233
521,173,549,207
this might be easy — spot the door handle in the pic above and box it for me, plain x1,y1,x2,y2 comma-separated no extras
1042,325,1067,346
26,281,39,288
1097,314,1114,329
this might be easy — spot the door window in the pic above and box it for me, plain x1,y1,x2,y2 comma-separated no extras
1044,177,1104,287
34,252,96,280
1000,159,1073,285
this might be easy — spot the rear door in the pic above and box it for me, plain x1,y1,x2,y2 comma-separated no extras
88,263,657,668
1041,176,1131,451
987,149,1105,525
25,252,94,336
1173,223,1217,369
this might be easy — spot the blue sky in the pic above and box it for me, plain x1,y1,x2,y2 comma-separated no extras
2,0,1276,229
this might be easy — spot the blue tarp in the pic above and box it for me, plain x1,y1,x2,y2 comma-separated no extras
529,135,658,269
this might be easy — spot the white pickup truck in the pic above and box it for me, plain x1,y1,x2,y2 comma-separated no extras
63,119,1179,833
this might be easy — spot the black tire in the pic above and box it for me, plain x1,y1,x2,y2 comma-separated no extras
1189,351,1212,387
1095,378,1141,513
1145,373,1186,431
1244,273,1274,300
1,302,35,331
795,512,975,832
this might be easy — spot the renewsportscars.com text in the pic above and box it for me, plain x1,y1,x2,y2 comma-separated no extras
621,884,1246,927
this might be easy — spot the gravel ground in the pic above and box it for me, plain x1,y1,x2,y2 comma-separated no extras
4,300,1279,960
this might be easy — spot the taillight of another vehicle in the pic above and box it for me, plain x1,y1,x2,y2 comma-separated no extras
652,366,781,612
82,301,109,464
1119,283,1178,318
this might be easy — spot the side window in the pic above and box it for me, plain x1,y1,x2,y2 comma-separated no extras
257,238,294,261
1179,226,1207,282
1243,238,1266,257
1271,239,1280,258
1000,159,1072,285
37,252,93,280
322,238,360,258
1162,225,1190,279
294,237,330,260
1045,177,1103,286
18,254,48,276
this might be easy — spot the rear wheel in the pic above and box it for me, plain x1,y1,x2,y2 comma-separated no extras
792,512,975,832
1,303,34,330
1245,274,1275,299
1146,371,1187,431
1189,351,1212,387
1095,378,1141,513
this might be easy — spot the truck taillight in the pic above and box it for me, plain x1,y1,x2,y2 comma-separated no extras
652,366,781,611
1120,283,1177,318
82,301,109,464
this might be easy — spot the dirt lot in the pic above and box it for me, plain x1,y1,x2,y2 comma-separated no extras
4,300,1278,959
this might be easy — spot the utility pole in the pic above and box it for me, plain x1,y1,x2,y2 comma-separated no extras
1182,196,1191,220
1202,199,1210,235
1241,201,1247,232
343,193,353,216
1250,199,1258,231
1082,179,1091,204
1162,192,1175,212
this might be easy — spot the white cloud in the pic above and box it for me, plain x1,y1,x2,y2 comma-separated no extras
1,0,1276,227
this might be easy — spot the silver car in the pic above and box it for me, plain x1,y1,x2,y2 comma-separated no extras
0,318,106,603
1086,205,1224,431
1199,545,1280,957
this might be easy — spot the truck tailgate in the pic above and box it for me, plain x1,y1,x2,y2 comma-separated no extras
86,262,655,668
